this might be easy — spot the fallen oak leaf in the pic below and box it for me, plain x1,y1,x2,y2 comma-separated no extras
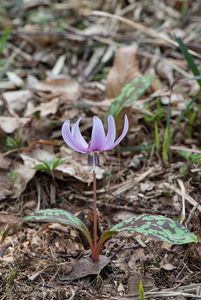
3,90,32,116
11,163,36,198
35,97,60,117
32,75,81,101
6,71,24,88
0,213,21,229
60,255,110,281
106,46,141,99
0,170,12,200
25,98,60,117
0,213,22,245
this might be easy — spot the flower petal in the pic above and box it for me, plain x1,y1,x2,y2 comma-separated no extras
62,120,88,153
105,115,129,150
103,115,116,150
71,118,89,149
88,116,106,151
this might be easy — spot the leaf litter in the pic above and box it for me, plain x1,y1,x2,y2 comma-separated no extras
0,1,201,299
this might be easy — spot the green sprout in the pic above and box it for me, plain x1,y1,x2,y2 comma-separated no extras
34,158,65,171
187,108,197,138
179,150,201,165
178,150,201,174
0,27,10,54
144,99,164,153
5,130,23,150
8,170,18,184
138,280,145,300
34,158,65,186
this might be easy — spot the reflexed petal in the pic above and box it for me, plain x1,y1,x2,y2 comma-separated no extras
62,120,88,153
105,115,129,150
103,115,116,150
71,118,89,149
88,116,106,151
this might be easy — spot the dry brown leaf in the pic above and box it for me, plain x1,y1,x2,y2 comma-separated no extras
27,74,40,89
51,55,66,76
0,81,15,90
0,170,12,200
6,71,24,88
128,249,146,270
25,97,60,117
37,97,60,117
160,262,176,271
0,156,11,170
106,46,141,98
3,90,32,116
61,255,109,281
0,213,21,228
32,75,81,101
155,61,174,85
12,163,36,198
21,148,54,164
127,274,155,295
0,116,31,133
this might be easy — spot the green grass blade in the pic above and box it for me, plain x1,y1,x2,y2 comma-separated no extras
175,36,201,88
154,121,160,152
0,28,10,54
162,127,170,162
138,280,145,300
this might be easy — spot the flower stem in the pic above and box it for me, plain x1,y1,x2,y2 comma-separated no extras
92,169,98,261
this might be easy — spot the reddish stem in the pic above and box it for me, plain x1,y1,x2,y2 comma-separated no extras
92,170,98,261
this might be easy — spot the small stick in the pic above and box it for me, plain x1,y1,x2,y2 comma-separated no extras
163,182,201,213
177,179,186,224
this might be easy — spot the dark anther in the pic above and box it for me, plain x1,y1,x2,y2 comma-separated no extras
87,153,100,167
95,153,100,166
88,154,93,166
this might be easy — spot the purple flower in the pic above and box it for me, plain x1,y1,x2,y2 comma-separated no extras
61,115,129,154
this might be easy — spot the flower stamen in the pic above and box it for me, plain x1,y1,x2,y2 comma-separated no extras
88,152,100,171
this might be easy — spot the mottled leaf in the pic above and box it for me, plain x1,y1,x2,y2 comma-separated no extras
24,209,93,249
107,75,155,118
98,214,197,248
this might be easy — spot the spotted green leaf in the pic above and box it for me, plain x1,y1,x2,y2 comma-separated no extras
107,75,155,118
24,209,93,249
97,214,197,248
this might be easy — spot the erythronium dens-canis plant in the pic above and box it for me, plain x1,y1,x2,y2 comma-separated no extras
24,115,197,262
